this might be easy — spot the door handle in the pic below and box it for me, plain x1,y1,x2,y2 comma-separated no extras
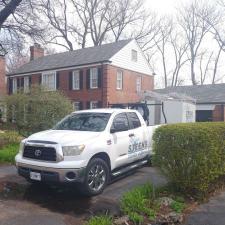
129,133,135,137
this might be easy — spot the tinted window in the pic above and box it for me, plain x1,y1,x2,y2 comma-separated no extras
111,113,129,132
127,112,141,129
53,113,111,132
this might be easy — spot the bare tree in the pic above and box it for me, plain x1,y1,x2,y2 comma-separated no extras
177,1,218,85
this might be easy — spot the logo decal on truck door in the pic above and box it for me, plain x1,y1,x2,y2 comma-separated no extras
128,137,148,158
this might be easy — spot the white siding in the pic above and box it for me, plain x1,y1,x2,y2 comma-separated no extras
110,39,152,75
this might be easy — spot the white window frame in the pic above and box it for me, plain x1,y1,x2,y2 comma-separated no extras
12,78,17,94
24,76,30,93
116,70,123,90
131,49,138,62
72,71,80,90
41,71,56,91
136,77,142,92
90,101,98,109
73,101,80,111
90,68,98,89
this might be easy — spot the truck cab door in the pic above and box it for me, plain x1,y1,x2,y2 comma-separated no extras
126,112,148,162
110,113,130,168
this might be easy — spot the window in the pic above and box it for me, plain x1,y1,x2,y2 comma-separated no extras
90,68,98,89
72,71,80,90
12,78,17,94
111,113,129,132
131,49,138,62
24,76,30,93
73,102,80,111
90,101,99,109
136,77,141,92
127,112,141,129
42,72,56,90
54,113,111,132
116,70,123,90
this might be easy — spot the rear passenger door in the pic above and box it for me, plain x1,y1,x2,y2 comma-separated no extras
127,112,148,162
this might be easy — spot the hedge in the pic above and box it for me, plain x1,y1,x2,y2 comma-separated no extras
153,122,225,198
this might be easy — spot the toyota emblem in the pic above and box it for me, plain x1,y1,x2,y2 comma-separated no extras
34,149,42,157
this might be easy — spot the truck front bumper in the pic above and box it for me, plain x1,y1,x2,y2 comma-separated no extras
16,162,86,183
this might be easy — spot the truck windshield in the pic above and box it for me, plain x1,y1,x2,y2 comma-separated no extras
53,113,111,132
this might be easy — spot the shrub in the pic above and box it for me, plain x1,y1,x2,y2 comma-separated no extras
85,215,112,225
153,122,225,198
5,85,73,136
0,131,22,148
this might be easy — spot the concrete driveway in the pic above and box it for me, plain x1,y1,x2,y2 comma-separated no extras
0,165,167,225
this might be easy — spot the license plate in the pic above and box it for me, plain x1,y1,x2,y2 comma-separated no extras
30,171,41,181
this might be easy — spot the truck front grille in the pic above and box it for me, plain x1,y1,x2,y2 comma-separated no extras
23,145,57,162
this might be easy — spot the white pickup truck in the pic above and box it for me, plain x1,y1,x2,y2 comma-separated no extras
15,108,158,195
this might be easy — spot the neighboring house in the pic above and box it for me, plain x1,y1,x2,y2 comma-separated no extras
5,39,154,110
155,84,225,122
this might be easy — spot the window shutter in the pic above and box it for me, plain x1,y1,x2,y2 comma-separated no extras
86,101,90,109
39,75,42,85
29,76,32,87
69,71,73,90
79,70,83,89
98,67,102,88
21,77,24,90
79,102,83,110
56,72,60,89
17,78,20,90
8,78,13,94
86,69,90,89
98,101,102,108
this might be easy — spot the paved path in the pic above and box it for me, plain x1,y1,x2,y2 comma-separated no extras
185,191,225,225
0,165,167,225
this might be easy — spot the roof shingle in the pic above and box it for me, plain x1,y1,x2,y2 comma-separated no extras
9,39,132,76
155,84,225,104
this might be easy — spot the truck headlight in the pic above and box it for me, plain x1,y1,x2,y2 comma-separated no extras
19,140,26,154
62,145,85,156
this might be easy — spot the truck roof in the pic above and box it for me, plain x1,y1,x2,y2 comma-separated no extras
72,108,137,114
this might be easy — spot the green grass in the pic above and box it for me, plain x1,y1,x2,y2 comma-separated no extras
170,200,186,213
85,215,112,225
0,143,19,163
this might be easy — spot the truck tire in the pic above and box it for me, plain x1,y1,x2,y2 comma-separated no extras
81,158,109,196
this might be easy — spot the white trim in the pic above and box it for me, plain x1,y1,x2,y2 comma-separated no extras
73,101,80,111
41,71,56,90
90,68,98,89
90,101,98,109
12,78,17,94
24,76,30,93
116,70,123,90
8,62,110,78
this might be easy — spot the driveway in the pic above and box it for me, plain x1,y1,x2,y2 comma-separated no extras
0,165,167,225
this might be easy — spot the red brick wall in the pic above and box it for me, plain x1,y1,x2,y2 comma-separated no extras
0,56,6,96
8,64,154,109
104,65,154,106
212,105,225,122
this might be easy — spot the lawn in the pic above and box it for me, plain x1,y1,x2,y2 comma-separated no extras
0,143,19,164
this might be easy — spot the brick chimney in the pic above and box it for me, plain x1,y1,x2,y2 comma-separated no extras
30,43,44,61
0,56,6,96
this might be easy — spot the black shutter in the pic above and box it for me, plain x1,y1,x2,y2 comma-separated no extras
98,101,102,108
86,101,90,109
8,78,13,94
79,70,83,89
98,67,102,88
21,77,24,90
56,71,60,89
39,75,42,85
69,71,73,90
17,78,20,90
29,76,32,87
79,102,83,110
86,69,90,89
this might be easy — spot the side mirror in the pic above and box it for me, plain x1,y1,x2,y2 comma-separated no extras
110,127,116,134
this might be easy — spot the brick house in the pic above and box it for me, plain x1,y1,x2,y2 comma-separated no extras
5,39,154,110
155,84,225,122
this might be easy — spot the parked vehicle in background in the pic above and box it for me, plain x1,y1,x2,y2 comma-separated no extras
15,109,158,195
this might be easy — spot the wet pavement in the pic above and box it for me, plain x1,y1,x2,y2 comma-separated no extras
0,165,167,225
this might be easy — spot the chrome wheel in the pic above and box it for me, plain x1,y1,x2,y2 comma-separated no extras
87,164,106,192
